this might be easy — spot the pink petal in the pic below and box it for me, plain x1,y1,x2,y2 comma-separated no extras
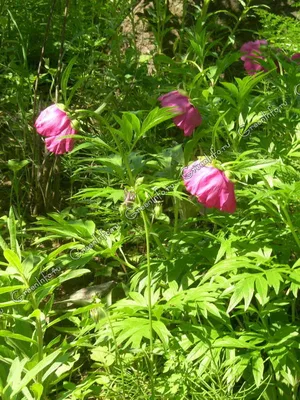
159,91,202,136
173,114,186,128
183,165,236,213
292,53,300,63
158,91,190,113
244,59,265,75
44,127,75,155
173,105,202,136
182,106,202,136
34,104,70,137
240,40,268,75
220,185,236,213
199,189,221,208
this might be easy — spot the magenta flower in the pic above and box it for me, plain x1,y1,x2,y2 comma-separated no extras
291,53,300,62
158,91,202,136
240,40,268,75
34,104,76,154
183,161,236,213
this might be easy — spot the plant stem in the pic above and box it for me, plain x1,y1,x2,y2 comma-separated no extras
28,292,44,383
292,298,296,323
140,208,155,399
13,172,24,248
220,2,247,57
55,0,70,102
155,0,162,53
124,151,168,257
123,152,155,394
35,316,44,382
200,0,211,24
170,197,179,258
106,311,126,400
282,206,300,250
33,0,57,117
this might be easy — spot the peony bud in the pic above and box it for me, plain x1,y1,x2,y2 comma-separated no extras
119,204,126,217
71,119,80,130
154,203,162,218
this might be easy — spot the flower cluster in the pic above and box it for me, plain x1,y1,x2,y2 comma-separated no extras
157,91,236,213
35,89,236,214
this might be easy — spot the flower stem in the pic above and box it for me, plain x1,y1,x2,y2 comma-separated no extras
170,197,179,258
141,208,155,399
282,206,300,250
29,295,44,383
123,152,155,395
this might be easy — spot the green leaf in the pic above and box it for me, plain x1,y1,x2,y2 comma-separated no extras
7,159,29,173
3,357,28,400
4,249,23,274
265,270,282,294
236,71,271,101
11,350,61,396
0,330,36,343
214,336,256,349
67,77,85,107
243,276,256,311
70,134,117,154
8,207,18,255
202,257,262,283
0,285,25,295
61,56,78,104
90,155,124,179
30,383,43,400
47,304,103,328
224,353,251,386
186,341,209,362
221,82,239,97
0,234,8,251
202,302,222,318
255,276,269,305
36,269,91,301
252,352,264,387
22,253,36,280
42,243,77,263
114,317,151,349
152,320,170,348
293,258,300,269
138,107,176,141
114,113,139,146
129,292,147,307
128,113,141,137
229,159,280,173
32,215,95,242
91,346,115,367
227,276,255,313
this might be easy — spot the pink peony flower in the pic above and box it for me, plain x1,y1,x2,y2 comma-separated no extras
183,161,236,213
158,91,202,136
240,40,268,75
291,53,300,62
34,104,76,154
